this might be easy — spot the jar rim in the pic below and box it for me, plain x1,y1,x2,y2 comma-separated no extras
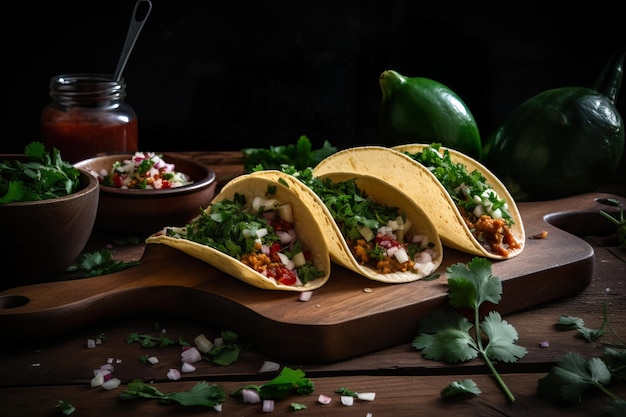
51,73,126,86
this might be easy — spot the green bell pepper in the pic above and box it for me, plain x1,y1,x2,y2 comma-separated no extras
377,69,482,160
485,49,625,201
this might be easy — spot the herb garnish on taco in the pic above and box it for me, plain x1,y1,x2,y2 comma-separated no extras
313,144,524,259
147,171,330,291
277,167,443,283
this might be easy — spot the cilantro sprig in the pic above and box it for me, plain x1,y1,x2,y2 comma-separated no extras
0,141,81,203
66,249,141,277
120,380,226,408
539,305,626,416
412,257,527,402
599,198,626,246
242,135,337,173
232,366,314,400
202,330,251,366
403,143,513,225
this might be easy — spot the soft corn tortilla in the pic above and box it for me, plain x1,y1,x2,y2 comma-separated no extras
313,145,525,259
256,170,443,283
146,171,331,291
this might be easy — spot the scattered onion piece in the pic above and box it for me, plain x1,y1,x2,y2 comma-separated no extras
87,339,96,349
241,388,261,404
262,399,275,412
341,396,354,406
194,334,214,353
167,368,181,380
181,346,202,363
147,356,159,364
317,394,332,405
214,404,223,412
258,360,281,373
357,392,376,401
101,377,121,390
90,373,104,388
181,362,196,373
298,291,313,302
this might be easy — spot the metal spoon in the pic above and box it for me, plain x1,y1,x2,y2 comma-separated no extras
113,0,152,82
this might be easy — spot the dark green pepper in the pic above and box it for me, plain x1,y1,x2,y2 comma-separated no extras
485,49,625,201
377,69,482,160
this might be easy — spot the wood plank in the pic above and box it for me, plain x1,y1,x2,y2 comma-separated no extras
1,373,624,417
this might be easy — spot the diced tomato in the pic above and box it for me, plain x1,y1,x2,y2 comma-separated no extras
271,218,294,232
376,234,401,248
161,180,172,189
266,266,298,286
269,242,282,254
112,174,124,187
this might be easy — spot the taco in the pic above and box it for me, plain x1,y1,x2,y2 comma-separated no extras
146,171,331,291
275,168,443,283
313,144,525,259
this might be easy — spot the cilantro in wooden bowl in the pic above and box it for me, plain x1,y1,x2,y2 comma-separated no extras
0,142,99,289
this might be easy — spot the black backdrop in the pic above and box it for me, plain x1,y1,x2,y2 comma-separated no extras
2,0,624,155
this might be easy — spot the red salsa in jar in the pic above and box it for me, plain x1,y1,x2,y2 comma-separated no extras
41,74,138,163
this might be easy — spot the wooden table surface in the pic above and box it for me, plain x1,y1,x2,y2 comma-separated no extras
1,151,625,417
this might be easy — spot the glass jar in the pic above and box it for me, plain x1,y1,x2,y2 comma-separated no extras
41,73,139,163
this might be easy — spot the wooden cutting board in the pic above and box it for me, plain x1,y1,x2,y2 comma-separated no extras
0,193,623,363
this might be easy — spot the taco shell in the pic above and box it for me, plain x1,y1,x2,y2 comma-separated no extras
255,170,443,283
146,171,331,291
313,145,525,259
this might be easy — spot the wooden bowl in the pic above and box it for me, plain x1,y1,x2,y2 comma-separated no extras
74,153,217,236
0,158,99,289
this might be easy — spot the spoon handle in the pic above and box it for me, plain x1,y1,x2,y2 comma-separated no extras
113,0,153,82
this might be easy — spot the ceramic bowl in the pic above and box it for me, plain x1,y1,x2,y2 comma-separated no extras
0,156,99,289
74,153,217,236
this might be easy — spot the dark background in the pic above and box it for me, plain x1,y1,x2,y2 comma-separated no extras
2,0,624,155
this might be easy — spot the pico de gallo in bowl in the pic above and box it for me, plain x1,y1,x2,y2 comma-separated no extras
74,152,217,235
98,152,192,189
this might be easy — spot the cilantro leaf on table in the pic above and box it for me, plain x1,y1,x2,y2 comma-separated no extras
120,380,226,408
66,249,141,277
538,353,613,404
441,379,482,399
0,141,81,203
203,330,251,365
232,367,314,400
412,257,527,402
242,135,337,172
556,302,625,346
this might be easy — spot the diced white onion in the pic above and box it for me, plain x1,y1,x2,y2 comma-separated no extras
358,225,375,241
393,247,409,263
147,356,159,364
298,290,313,302
278,203,293,223
341,396,354,406
241,388,261,403
317,394,332,404
262,399,275,412
194,334,214,353
252,196,278,212
167,368,181,380
256,228,268,239
258,360,281,373
90,373,104,388
292,251,306,267
101,378,121,390
277,252,295,270
277,230,293,244
181,347,202,363
181,362,196,373
357,392,376,401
